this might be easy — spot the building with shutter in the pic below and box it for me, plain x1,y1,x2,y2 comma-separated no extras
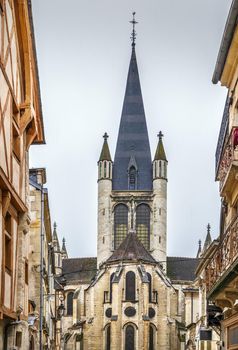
0,0,45,349
204,1,238,349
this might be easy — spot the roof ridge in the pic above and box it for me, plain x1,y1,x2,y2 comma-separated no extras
64,257,97,261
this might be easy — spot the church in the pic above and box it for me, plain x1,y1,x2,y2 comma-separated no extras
54,14,199,350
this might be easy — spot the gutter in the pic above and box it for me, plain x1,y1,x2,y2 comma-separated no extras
212,0,238,84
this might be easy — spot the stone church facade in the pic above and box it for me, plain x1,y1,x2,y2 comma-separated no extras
56,23,199,350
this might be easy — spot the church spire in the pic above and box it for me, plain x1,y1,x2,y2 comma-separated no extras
112,13,152,190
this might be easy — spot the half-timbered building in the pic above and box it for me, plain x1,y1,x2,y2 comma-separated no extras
0,0,44,348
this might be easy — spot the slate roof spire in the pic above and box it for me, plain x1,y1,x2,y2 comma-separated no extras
112,14,152,190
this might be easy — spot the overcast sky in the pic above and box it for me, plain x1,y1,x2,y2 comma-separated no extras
31,1,231,258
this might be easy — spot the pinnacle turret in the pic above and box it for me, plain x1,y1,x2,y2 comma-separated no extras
196,239,202,258
153,132,168,180
203,224,212,251
99,132,112,162
154,131,167,161
61,237,68,259
98,133,112,181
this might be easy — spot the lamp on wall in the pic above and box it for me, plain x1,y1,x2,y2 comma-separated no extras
57,295,65,320
57,302,65,319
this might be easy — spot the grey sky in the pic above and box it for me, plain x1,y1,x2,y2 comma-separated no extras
31,1,231,258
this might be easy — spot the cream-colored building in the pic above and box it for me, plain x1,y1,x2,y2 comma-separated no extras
205,1,238,349
28,168,56,349
0,0,45,349
56,21,200,350
184,228,220,350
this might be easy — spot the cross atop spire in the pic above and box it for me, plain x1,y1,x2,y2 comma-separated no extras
130,12,138,47
158,131,164,141
103,132,109,141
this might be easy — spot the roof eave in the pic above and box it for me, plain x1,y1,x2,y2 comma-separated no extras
27,0,45,144
212,0,238,84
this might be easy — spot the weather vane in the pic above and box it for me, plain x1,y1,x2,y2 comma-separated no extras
130,12,138,46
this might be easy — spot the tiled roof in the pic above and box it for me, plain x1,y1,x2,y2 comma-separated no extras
107,231,156,264
167,256,199,282
62,257,97,284
112,46,152,191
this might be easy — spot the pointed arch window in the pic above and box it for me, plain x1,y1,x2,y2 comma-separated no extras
147,273,152,303
159,161,162,177
125,325,135,350
105,324,111,350
136,204,150,249
99,162,102,178
129,166,137,190
66,291,74,316
110,273,115,303
114,204,128,249
126,271,136,301
104,161,107,177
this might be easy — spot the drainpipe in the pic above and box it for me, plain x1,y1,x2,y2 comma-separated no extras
39,182,44,350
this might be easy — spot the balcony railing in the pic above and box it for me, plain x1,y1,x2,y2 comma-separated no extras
215,95,230,174
205,216,238,293
216,127,238,192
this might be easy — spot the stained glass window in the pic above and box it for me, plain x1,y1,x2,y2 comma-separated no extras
110,273,115,303
67,292,74,316
126,271,136,301
114,204,128,249
136,204,150,249
147,273,152,303
149,325,154,350
125,325,135,350
106,325,111,350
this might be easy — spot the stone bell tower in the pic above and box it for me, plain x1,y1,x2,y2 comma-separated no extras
97,18,168,269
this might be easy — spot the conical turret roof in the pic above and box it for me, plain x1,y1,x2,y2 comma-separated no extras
154,131,167,161
99,133,112,162
112,46,152,190
107,231,156,264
